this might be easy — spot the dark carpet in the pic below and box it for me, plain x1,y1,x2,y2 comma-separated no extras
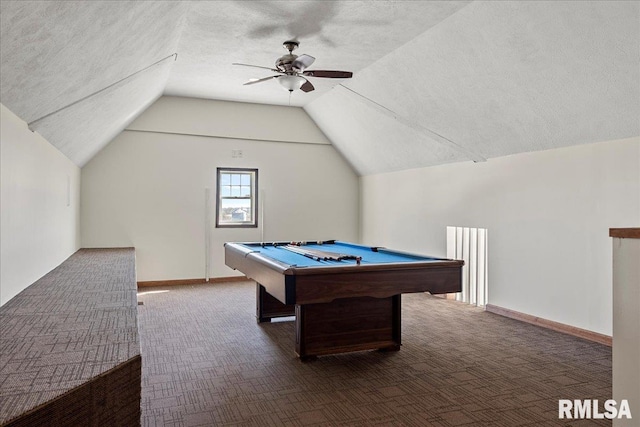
137,281,611,426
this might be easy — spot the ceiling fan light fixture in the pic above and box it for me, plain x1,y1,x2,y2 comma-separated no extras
278,75,305,92
234,41,352,95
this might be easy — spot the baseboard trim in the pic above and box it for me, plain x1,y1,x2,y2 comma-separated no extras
485,304,612,347
137,276,249,288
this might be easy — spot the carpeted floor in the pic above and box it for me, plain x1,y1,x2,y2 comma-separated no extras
137,281,611,426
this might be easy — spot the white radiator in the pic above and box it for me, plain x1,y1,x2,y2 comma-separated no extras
446,226,488,306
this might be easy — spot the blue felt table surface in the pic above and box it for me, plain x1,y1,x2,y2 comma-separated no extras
241,241,442,267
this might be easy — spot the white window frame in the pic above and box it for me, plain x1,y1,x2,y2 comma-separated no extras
215,168,258,228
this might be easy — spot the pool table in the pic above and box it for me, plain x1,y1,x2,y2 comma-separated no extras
224,240,463,359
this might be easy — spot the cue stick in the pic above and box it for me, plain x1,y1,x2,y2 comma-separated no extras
289,246,354,260
204,188,211,282
282,245,324,261
260,189,265,246
282,245,362,265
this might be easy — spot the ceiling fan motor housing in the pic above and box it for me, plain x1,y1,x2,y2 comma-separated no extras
276,54,298,74
283,40,299,52
276,40,301,73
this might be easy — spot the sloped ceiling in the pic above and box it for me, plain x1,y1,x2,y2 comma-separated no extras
1,1,188,166
307,1,640,174
1,1,638,173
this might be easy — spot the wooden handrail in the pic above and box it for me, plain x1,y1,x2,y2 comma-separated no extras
610,228,640,239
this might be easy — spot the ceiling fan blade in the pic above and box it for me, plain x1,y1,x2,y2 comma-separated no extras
300,78,315,93
243,75,280,85
303,70,353,79
292,54,315,72
233,63,281,73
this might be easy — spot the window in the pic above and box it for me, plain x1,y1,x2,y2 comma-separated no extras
216,168,258,228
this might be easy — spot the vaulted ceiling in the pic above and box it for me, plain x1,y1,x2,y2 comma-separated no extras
1,1,638,174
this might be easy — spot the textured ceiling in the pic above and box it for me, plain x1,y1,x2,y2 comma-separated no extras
164,1,471,106
1,1,638,172
306,0,640,174
0,0,188,166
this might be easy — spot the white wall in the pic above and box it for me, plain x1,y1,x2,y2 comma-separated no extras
361,137,639,336
0,103,81,305
611,234,640,427
81,97,359,281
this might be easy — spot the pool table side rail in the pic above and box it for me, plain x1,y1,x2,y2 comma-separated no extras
227,240,452,260
375,246,450,261
225,241,464,276
293,266,463,304
225,243,296,304
280,260,464,276
225,242,464,305
224,242,293,272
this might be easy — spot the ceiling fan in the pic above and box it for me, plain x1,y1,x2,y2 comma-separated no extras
233,40,353,93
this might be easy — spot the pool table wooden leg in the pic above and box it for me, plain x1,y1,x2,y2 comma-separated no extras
298,354,318,362
378,295,401,352
392,294,402,347
378,344,401,352
256,283,295,323
294,295,402,359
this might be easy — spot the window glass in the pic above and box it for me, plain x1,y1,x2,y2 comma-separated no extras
216,168,258,228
